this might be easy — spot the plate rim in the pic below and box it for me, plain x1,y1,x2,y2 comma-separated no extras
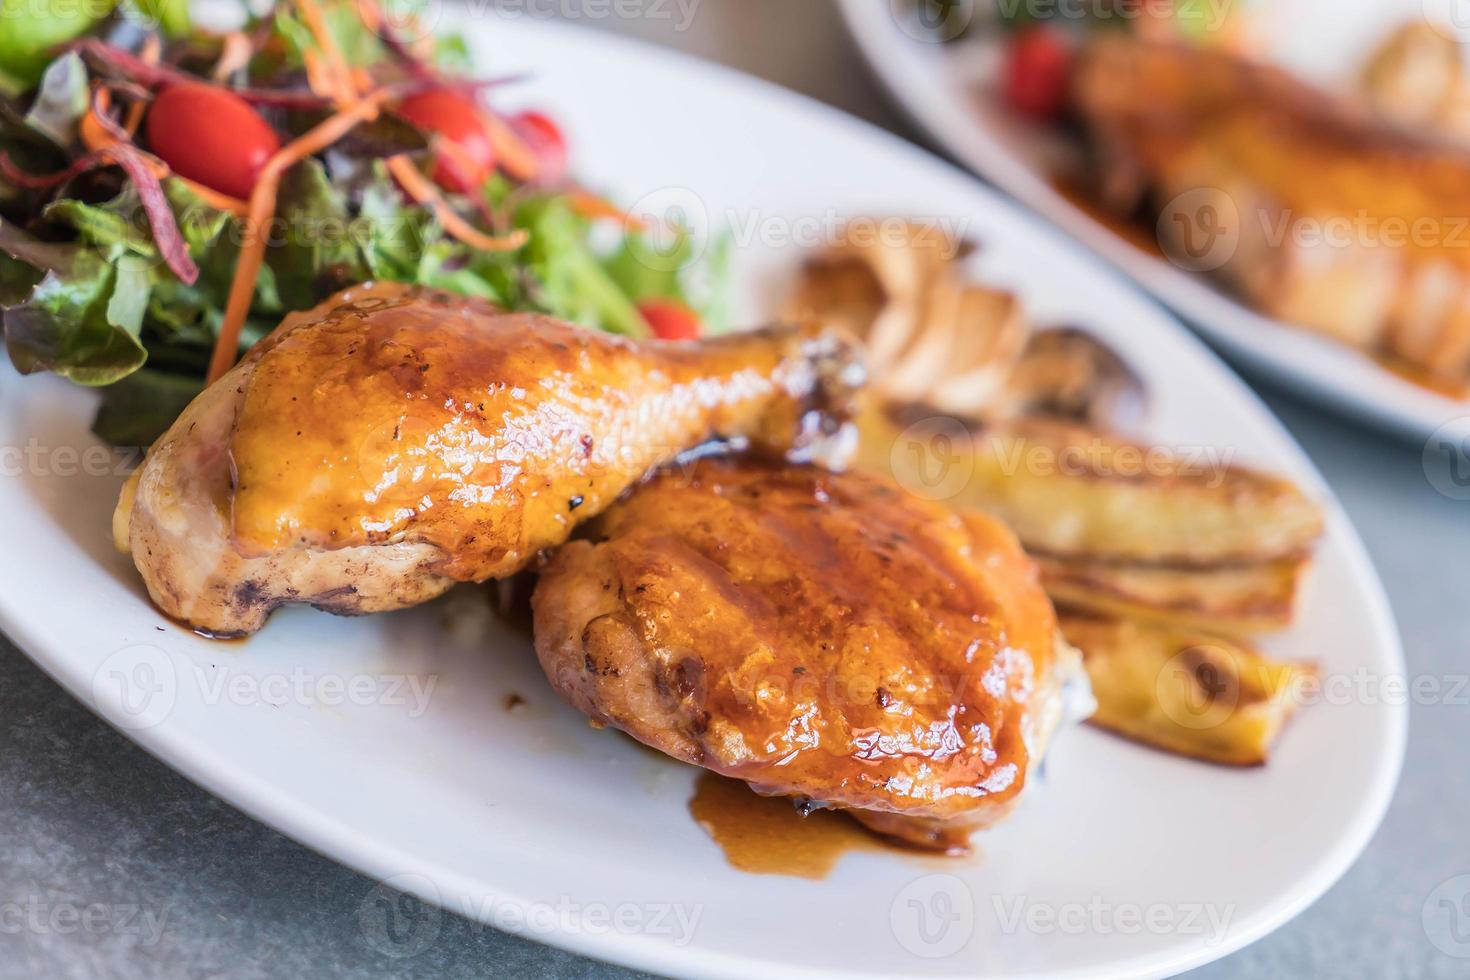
836,0,1470,442
0,13,1408,980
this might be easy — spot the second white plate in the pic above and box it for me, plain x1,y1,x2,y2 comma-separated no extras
840,0,1470,441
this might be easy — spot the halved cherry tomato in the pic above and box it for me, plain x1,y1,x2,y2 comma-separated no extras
145,83,280,200
396,88,496,195
510,110,568,182
1003,26,1074,122
639,299,701,341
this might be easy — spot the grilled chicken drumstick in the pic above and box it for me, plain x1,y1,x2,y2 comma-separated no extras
532,456,1080,852
115,283,862,636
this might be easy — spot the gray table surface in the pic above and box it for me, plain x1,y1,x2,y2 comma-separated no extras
3,2,1468,978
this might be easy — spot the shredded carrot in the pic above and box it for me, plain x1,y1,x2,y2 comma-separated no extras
203,0,546,383
123,97,146,137
85,83,148,140
362,0,435,64
206,89,394,384
387,154,529,253
80,89,117,152
485,113,540,182
301,48,335,100
81,90,169,177
357,0,382,32
566,189,649,231
296,0,358,106
111,50,163,156
85,86,200,283
177,178,250,216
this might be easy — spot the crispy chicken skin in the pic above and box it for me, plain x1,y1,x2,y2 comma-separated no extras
531,456,1071,851
1074,34,1470,386
116,283,862,636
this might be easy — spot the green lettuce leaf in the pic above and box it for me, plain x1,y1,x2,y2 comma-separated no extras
0,251,44,306
601,224,694,304
273,0,390,72
90,366,201,446
44,191,157,260
0,0,113,93
125,0,190,37
416,240,501,302
2,242,147,385
357,165,430,281
518,195,647,336
269,158,370,309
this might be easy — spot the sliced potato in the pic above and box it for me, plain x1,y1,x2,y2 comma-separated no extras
1040,555,1310,637
860,411,1324,566
1060,613,1315,766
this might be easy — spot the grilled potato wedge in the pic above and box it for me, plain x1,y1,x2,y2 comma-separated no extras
861,410,1325,566
1060,613,1315,766
1040,555,1310,637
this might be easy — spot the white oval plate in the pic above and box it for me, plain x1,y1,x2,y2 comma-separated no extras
0,13,1404,980
839,0,1470,441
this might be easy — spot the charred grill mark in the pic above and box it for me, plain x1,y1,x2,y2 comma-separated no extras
672,656,705,701
307,584,362,615
234,579,269,610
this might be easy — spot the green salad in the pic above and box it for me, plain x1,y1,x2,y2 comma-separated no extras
0,0,729,445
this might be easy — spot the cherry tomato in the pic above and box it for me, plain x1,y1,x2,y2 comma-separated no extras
145,83,280,200
1003,26,1074,122
510,110,568,182
639,299,702,341
395,88,496,195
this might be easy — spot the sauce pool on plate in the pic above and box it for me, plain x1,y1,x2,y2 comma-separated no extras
688,772,962,879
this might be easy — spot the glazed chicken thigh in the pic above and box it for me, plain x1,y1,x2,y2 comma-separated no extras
116,283,861,635
532,456,1076,851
